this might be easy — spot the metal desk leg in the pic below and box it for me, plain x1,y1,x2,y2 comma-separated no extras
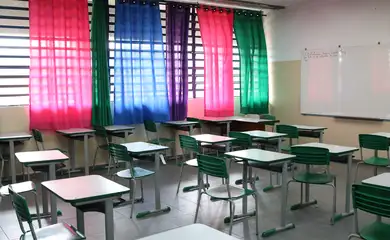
68,139,76,170
105,199,114,240
83,134,89,175
136,152,170,218
9,140,15,183
76,208,85,234
42,173,49,215
49,164,57,224
189,125,194,136
333,154,354,223
225,160,255,223
263,138,283,192
319,131,324,143
226,122,231,136
262,162,295,237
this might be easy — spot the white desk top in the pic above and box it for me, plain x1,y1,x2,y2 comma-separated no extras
42,175,129,203
292,125,327,131
16,150,68,164
121,141,169,154
138,224,239,240
192,134,235,144
362,173,390,188
0,132,32,141
243,130,287,139
104,125,135,132
225,148,295,164
163,121,199,126
370,132,390,139
56,128,95,135
293,142,358,155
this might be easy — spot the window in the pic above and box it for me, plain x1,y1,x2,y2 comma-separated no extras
0,0,239,106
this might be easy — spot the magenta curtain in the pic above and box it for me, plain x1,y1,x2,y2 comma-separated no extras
197,7,234,117
29,0,92,130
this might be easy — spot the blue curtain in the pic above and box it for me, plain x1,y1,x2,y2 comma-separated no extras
114,0,170,124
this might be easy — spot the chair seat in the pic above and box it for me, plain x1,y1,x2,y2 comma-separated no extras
22,222,85,240
184,158,198,167
359,221,390,240
148,138,175,145
116,167,154,179
30,163,67,173
205,184,254,200
363,156,390,167
0,181,36,196
293,172,335,184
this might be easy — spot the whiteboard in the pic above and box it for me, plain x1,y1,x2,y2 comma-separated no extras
301,44,390,120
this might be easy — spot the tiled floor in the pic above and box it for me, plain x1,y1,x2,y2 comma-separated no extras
0,159,385,240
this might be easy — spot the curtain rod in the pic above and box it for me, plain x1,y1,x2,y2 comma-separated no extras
164,0,269,13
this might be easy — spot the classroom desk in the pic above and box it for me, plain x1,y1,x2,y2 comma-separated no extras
362,172,390,188
293,142,358,223
192,134,235,152
225,148,296,237
196,117,233,135
138,224,239,240
42,175,129,240
231,118,280,132
292,125,327,142
0,132,32,183
105,125,135,140
162,121,199,135
56,128,95,175
121,141,170,218
16,150,68,222
242,130,287,152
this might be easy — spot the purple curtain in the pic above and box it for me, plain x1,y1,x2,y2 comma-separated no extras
166,3,190,120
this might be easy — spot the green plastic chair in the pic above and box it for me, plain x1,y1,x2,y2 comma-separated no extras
287,146,337,224
186,117,203,134
276,124,299,152
176,135,200,194
92,125,112,173
355,134,390,182
9,186,85,240
260,114,276,132
194,154,259,235
30,129,68,178
108,143,154,219
348,184,390,240
144,120,176,161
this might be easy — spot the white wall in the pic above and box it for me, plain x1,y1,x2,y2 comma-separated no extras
264,0,390,61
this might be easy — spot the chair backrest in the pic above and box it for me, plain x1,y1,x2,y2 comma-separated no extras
94,125,109,146
276,124,299,139
108,143,134,176
359,134,389,151
260,114,276,127
144,120,157,133
32,129,45,150
228,131,252,149
197,154,228,179
179,135,199,154
8,186,36,238
290,146,330,166
352,183,390,218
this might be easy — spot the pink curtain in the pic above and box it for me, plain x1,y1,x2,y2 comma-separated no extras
29,0,92,130
197,7,234,117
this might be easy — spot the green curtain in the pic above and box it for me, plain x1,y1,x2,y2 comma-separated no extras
234,12,269,114
91,0,112,126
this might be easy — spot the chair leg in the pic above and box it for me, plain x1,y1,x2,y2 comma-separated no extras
300,183,303,204
329,179,337,225
33,191,42,228
354,162,362,183
130,179,137,219
140,180,144,201
374,166,378,176
176,164,185,195
194,192,203,223
0,158,4,182
228,200,236,235
92,147,99,170
254,194,259,235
